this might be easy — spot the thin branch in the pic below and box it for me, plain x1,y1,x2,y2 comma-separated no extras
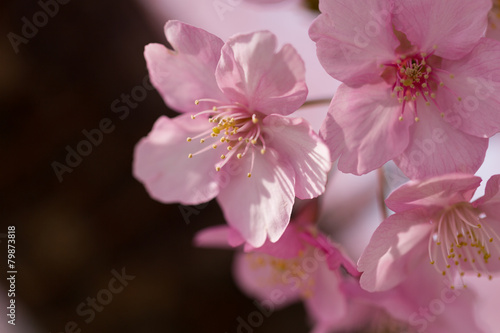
377,167,388,220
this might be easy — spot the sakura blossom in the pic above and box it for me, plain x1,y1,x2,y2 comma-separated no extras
133,21,331,247
310,0,500,179
194,201,361,333
359,173,500,293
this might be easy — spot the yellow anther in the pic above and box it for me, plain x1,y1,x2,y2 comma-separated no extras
415,117,420,122
399,116,404,121
422,83,428,88
430,261,435,265
237,153,242,159
260,149,266,154
187,137,192,142
450,74,455,79
188,154,193,158
212,127,221,134
212,144,217,149
221,155,226,159
440,113,445,118
220,137,225,143
238,137,243,142
215,166,221,172
227,146,233,151
200,139,205,143
195,100,200,105
478,273,482,278
431,93,436,99
458,97,462,101
440,82,444,87
191,115,196,119
212,106,217,111
247,173,252,178
252,114,259,124
251,139,257,145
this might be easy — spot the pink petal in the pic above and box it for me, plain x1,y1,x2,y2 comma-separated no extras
392,0,491,59
144,21,227,113
216,31,308,116
320,83,412,175
475,174,500,218
133,115,221,205
394,102,489,179
382,259,484,333
246,224,305,259
194,225,233,248
262,115,331,199
233,252,301,308
386,174,481,213
358,210,433,292
305,264,347,329
217,149,296,247
194,225,245,248
439,38,500,138
309,0,398,87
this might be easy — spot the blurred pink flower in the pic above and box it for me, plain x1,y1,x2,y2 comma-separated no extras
133,21,331,247
358,173,500,292
345,257,484,333
310,0,500,179
195,202,360,333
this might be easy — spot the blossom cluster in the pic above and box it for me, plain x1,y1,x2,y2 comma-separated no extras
133,0,500,332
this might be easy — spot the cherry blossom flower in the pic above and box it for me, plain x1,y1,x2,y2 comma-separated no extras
133,21,331,247
344,257,484,333
194,201,360,333
358,173,500,293
309,0,500,179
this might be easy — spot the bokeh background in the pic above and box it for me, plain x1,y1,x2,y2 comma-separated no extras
0,0,321,332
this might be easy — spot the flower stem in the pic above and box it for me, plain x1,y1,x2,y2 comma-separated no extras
377,167,388,220
301,98,332,108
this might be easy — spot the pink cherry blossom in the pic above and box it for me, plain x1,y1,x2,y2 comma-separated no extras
358,173,500,293
310,0,500,179
133,21,331,247
194,202,360,333
345,257,484,333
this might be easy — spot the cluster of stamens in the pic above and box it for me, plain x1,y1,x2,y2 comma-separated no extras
428,202,500,288
186,99,267,178
385,49,460,122
246,250,315,299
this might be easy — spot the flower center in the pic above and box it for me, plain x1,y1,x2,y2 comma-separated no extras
186,99,267,178
491,0,500,23
428,202,500,286
383,48,461,122
245,249,316,299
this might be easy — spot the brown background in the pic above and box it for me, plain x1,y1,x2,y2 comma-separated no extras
0,0,314,332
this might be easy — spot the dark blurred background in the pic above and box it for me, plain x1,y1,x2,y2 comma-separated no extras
0,1,310,332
